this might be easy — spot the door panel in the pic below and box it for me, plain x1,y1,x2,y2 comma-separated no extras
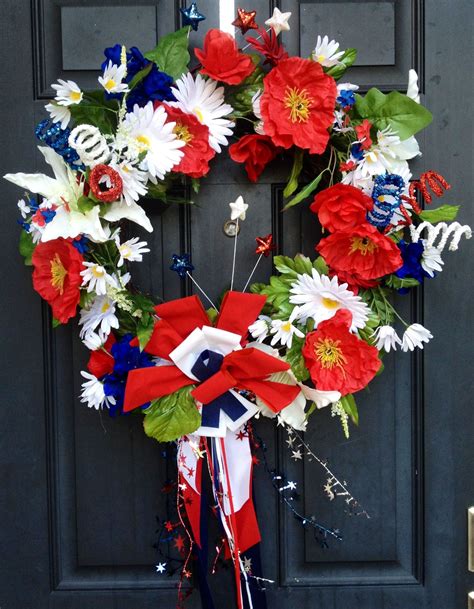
1,1,472,608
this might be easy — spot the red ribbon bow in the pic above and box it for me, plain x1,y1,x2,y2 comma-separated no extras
123,291,300,413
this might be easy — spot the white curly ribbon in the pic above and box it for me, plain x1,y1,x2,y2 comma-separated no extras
409,221,472,252
68,124,110,167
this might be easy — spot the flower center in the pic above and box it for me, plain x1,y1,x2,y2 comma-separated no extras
174,122,193,144
315,54,326,63
284,87,312,123
193,107,204,123
104,79,117,92
70,91,82,103
281,321,292,332
350,236,378,256
91,265,105,278
314,338,346,369
321,297,340,310
119,244,132,258
50,253,67,295
101,300,111,314
135,134,151,151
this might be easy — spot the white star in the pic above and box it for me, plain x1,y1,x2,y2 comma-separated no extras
229,195,248,221
291,449,302,461
242,556,252,573
287,481,297,491
265,8,291,36
178,482,187,491
156,562,167,574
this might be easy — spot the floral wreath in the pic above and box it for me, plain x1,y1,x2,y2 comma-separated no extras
5,5,471,608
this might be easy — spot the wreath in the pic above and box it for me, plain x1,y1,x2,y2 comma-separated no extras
5,5,471,608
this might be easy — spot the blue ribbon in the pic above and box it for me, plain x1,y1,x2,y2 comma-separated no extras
191,350,249,429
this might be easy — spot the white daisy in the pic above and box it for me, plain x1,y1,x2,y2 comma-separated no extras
265,7,291,36
401,323,433,352
121,102,184,180
372,325,402,352
17,199,30,218
82,330,106,351
79,295,119,339
80,371,115,410
270,308,304,349
289,269,370,332
229,195,248,221
115,236,150,267
45,102,71,129
421,242,444,277
312,35,344,67
80,262,117,295
51,79,83,106
169,73,234,153
248,315,272,342
251,91,265,135
109,160,148,206
98,61,129,94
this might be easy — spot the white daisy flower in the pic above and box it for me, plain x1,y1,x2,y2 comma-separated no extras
248,315,272,342
79,295,119,339
229,195,248,221
372,325,402,352
251,91,265,135
115,236,150,267
81,330,107,351
109,160,148,206
312,35,344,67
51,79,83,106
80,371,116,410
421,242,444,277
289,269,370,332
45,102,71,129
17,199,30,218
401,323,433,352
121,102,184,180
80,262,117,295
270,308,304,349
98,61,129,94
168,73,234,153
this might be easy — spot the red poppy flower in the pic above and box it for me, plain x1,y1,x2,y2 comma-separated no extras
229,134,280,182
161,105,215,178
89,164,123,203
195,29,255,85
87,334,116,378
259,57,337,154
310,184,373,233
32,238,84,323
316,224,403,281
355,119,373,150
328,269,379,293
302,309,381,395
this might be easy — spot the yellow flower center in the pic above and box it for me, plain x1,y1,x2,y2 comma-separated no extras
91,265,105,278
281,321,292,332
70,91,82,103
350,236,378,256
104,79,117,92
193,107,204,123
119,244,132,258
315,338,346,370
316,54,326,63
284,87,312,123
174,122,193,144
101,300,111,314
321,297,340,310
50,253,67,295
136,134,151,151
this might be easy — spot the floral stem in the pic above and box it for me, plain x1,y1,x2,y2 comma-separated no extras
242,253,263,292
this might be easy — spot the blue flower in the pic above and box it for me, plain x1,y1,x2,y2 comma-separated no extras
41,209,56,224
350,142,364,161
395,240,431,290
72,235,89,253
102,334,154,416
102,45,147,79
17,219,30,232
337,89,356,108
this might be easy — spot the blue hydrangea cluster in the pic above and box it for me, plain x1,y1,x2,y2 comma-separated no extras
337,89,356,108
395,239,433,293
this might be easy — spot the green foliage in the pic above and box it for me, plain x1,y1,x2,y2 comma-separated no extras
144,27,190,80
340,394,358,425
283,169,327,210
385,275,421,290
285,336,310,382
226,61,265,118
325,48,357,80
143,386,201,442
18,230,35,265
283,149,304,198
129,292,156,315
136,312,155,351
353,88,433,140
52,317,62,328
69,92,117,134
128,63,153,90
260,275,293,313
359,287,394,325
419,204,460,224
274,254,328,279
76,195,97,214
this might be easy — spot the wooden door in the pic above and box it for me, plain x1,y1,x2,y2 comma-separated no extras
1,1,472,608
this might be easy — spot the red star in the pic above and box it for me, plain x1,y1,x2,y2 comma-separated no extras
186,466,195,477
255,234,275,257
164,520,174,532
232,8,258,34
161,481,175,494
174,534,186,553
185,496,193,506
183,568,192,579
236,430,248,441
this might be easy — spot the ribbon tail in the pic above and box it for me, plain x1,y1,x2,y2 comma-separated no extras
123,365,194,412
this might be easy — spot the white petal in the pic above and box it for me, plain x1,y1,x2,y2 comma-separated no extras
103,200,153,233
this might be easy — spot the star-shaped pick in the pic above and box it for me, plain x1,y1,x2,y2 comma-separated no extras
156,562,167,574
170,253,194,278
229,195,248,221
265,7,291,36
180,2,206,31
255,234,275,256
232,8,258,35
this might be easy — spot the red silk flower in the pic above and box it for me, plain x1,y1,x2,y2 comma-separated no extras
87,334,116,378
195,29,255,85
32,238,84,323
316,223,403,282
162,105,216,178
89,164,123,203
260,57,337,154
229,134,280,182
302,309,381,395
311,184,373,233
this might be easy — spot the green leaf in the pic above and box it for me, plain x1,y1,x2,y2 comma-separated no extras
18,230,35,265
128,62,153,90
340,394,359,425
76,195,97,214
419,204,460,224
325,48,357,80
359,287,394,325
385,275,421,290
226,63,264,118
191,178,201,194
286,336,310,382
137,312,155,351
143,386,201,442
283,150,304,198
69,100,117,134
353,88,433,140
313,256,329,275
274,254,313,278
144,27,190,80
283,169,326,210
52,317,61,328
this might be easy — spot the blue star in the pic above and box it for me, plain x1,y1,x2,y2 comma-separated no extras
170,253,194,278
180,3,206,31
